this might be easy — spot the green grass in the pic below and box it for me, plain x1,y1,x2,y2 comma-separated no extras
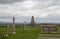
0,26,40,39
0,25,60,39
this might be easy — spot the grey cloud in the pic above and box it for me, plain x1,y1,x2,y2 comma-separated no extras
0,0,26,4
32,0,60,10
0,0,60,23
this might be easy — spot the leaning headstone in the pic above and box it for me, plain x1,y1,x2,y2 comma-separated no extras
12,17,16,34
3,24,9,37
3,31,8,37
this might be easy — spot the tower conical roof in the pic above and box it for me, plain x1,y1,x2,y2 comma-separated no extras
30,16,35,26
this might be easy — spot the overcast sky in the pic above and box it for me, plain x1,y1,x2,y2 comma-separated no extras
0,0,60,23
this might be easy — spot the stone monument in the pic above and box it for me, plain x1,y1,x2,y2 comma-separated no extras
24,21,26,30
30,16,35,28
22,21,26,32
40,23,57,33
12,17,16,34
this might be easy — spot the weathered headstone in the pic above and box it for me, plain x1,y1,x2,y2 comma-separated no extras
12,17,16,34
24,21,26,30
22,21,26,32
3,24,9,37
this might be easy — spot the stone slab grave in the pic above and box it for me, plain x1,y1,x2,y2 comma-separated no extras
38,23,59,39
40,23,57,33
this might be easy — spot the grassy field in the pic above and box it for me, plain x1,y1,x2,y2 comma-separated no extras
0,26,40,39
0,25,60,39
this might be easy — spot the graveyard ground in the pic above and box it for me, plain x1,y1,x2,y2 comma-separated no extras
0,25,40,39
0,25,60,39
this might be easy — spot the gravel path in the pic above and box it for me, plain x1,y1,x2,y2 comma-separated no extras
37,34,60,39
38,37,60,39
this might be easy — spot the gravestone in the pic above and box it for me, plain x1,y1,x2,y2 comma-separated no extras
22,21,26,32
12,17,16,34
3,24,9,37
23,21,26,30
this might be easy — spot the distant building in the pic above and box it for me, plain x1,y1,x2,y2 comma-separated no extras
40,23,57,33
